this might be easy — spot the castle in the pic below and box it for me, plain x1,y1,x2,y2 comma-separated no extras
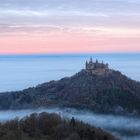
85,57,109,75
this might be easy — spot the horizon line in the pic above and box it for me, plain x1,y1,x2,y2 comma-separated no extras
0,52,140,56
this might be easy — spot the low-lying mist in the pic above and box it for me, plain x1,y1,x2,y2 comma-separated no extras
0,108,140,140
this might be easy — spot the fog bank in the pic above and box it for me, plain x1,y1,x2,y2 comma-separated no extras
0,108,140,140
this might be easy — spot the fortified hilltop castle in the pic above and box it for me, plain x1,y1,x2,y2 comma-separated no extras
85,57,110,75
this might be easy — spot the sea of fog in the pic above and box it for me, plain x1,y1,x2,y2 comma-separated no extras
0,54,140,140
0,53,140,92
0,108,140,140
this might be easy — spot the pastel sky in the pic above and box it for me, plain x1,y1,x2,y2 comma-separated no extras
0,0,140,54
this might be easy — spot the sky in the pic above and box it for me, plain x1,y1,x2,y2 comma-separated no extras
0,0,140,54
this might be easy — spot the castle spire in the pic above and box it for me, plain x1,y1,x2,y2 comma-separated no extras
96,59,98,63
90,57,93,62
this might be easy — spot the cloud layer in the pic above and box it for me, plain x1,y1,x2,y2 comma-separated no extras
0,0,140,53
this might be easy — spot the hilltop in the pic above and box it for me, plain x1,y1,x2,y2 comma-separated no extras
0,58,140,115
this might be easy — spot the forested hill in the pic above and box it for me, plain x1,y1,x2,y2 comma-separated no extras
0,112,118,140
0,69,140,115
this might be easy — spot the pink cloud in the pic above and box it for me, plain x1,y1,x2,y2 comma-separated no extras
0,28,140,54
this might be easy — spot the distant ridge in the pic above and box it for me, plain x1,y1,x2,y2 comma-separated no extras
0,58,140,115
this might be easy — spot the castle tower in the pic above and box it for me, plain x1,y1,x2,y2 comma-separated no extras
90,57,93,63
96,59,98,63
85,61,88,69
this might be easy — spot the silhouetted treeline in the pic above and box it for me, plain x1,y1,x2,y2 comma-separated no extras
0,112,117,140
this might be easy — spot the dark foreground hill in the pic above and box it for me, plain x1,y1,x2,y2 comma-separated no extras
0,112,117,140
0,68,140,115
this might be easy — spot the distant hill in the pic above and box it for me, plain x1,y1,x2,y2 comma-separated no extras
0,59,140,115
